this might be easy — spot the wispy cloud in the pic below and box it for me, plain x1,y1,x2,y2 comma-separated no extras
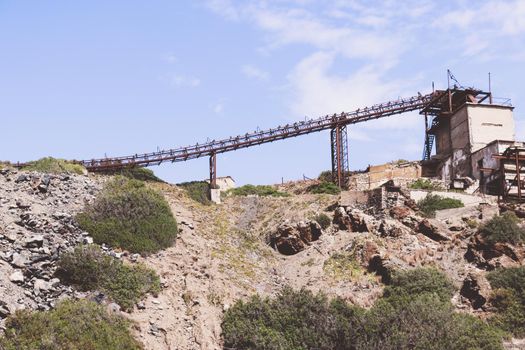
241,64,269,81
168,74,201,88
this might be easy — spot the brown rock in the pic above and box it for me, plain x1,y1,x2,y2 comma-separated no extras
347,209,377,232
417,219,451,242
270,221,322,255
389,206,413,221
378,219,410,238
333,207,351,230
460,272,492,309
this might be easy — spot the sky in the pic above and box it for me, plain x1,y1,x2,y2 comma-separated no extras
1,0,525,185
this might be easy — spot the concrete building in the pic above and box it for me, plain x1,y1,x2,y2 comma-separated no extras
422,89,515,190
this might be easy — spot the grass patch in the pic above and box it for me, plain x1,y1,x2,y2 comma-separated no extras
480,211,525,245
409,178,443,190
57,245,160,311
323,252,366,282
21,157,86,174
307,182,341,195
76,177,178,255
0,299,142,349
229,184,289,197
178,181,211,205
417,194,464,217
313,213,331,230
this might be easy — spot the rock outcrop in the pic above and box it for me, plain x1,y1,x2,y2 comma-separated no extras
270,220,322,255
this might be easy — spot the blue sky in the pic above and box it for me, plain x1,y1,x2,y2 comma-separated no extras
1,0,524,185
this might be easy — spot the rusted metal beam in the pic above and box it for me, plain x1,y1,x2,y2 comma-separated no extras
81,91,444,172
210,153,217,189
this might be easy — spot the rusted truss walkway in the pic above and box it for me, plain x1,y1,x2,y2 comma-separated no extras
81,91,446,175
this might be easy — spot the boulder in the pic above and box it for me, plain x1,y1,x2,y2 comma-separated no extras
9,270,24,283
347,209,377,232
333,207,351,230
389,206,413,221
460,272,492,309
378,219,411,238
417,219,451,242
270,221,322,255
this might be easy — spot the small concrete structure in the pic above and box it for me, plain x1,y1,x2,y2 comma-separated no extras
206,176,236,204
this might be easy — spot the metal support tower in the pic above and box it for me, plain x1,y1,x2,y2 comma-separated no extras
422,113,434,160
330,124,349,189
209,153,217,189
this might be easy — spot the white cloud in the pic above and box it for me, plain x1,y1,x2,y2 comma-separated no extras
241,64,269,81
434,0,525,57
164,54,178,63
205,0,240,20
213,103,224,114
169,74,201,88
286,51,410,117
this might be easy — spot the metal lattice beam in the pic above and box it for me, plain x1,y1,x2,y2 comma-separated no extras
331,125,349,189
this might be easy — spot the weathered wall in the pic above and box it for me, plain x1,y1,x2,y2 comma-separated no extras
349,162,421,190
467,104,515,153
435,119,451,156
450,107,469,150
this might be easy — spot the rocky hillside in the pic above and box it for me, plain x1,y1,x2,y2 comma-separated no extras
0,169,102,317
1,168,525,349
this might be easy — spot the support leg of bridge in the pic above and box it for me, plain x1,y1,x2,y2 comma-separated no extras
330,125,349,189
209,153,217,189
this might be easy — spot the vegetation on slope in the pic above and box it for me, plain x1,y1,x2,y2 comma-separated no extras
229,184,289,197
77,177,178,254
222,268,504,350
480,211,525,245
417,194,464,217
21,157,86,174
487,266,525,336
313,213,331,230
57,245,160,311
178,181,212,205
105,167,163,182
307,182,341,195
409,178,443,191
0,299,142,350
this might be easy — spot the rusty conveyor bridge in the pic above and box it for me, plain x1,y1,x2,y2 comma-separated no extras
19,87,491,188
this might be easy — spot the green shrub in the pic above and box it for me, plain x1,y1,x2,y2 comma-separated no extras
308,182,341,195
77,177,178,254
222,283,503,350
417,194,464,217
318,170,333,183
57,245,160,311
314,213,331,230
178,181,211,205
104,167,163,182
222,287,364,350
409,178,443,190
0,299,143,350
487,266,525,336
480,211,525,245
364,293,503,350
21,157,86,174
383,267,455,303
229,184,289,197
